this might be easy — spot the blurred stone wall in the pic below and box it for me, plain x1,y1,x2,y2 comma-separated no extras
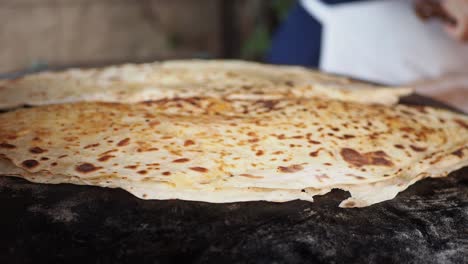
0,0,225,72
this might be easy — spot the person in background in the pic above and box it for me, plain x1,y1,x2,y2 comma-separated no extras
267,0,468,85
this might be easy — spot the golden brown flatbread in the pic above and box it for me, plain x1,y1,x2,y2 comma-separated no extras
0,97,466,207
0,60,411,109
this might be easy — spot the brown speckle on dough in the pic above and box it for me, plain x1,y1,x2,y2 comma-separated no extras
147,148,159,151
137,147,159,152
29,147,47,154
346,174,366,180
340,148,394,167
452,149,464,158
256,150,264,156
100,149,118,156
400,127,414,133
137,170,147,175
410,145,427,152
309,148,324,157
278,164,303,173
189,167,208,173
162,171,171,176
117,138,130,147
0,143,16,149
173,158,190,163
260,100,278,110
63,136,78,142
22,159,39,169
84,143,100,149
98,155,115,162
429,156,444,165
76,163,101,173
239,173,264,179
394,144,405,149
184,140,195,146
454,119,468,129
148,121,160,127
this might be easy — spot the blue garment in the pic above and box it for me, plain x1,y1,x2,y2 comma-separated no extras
324,0,366,3
267,0,369,67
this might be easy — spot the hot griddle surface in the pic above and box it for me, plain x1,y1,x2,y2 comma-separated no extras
0,95,467,264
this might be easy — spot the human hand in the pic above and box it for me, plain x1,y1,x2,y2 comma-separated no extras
442,0,468,41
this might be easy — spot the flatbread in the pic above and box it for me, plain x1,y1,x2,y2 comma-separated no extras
0,157,327,203
0,60,412,110
0,98,466,207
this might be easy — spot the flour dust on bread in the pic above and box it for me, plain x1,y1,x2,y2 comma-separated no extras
0,60,411,109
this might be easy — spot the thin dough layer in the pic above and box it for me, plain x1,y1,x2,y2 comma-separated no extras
0,97,466,207
0,60,411,109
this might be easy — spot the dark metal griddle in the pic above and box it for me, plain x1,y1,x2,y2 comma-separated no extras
0,94,467,264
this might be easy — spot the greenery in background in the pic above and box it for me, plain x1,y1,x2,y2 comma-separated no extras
272,0,296,20
241,0,294,60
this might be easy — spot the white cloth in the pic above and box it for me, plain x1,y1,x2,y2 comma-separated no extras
301,0,468,85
